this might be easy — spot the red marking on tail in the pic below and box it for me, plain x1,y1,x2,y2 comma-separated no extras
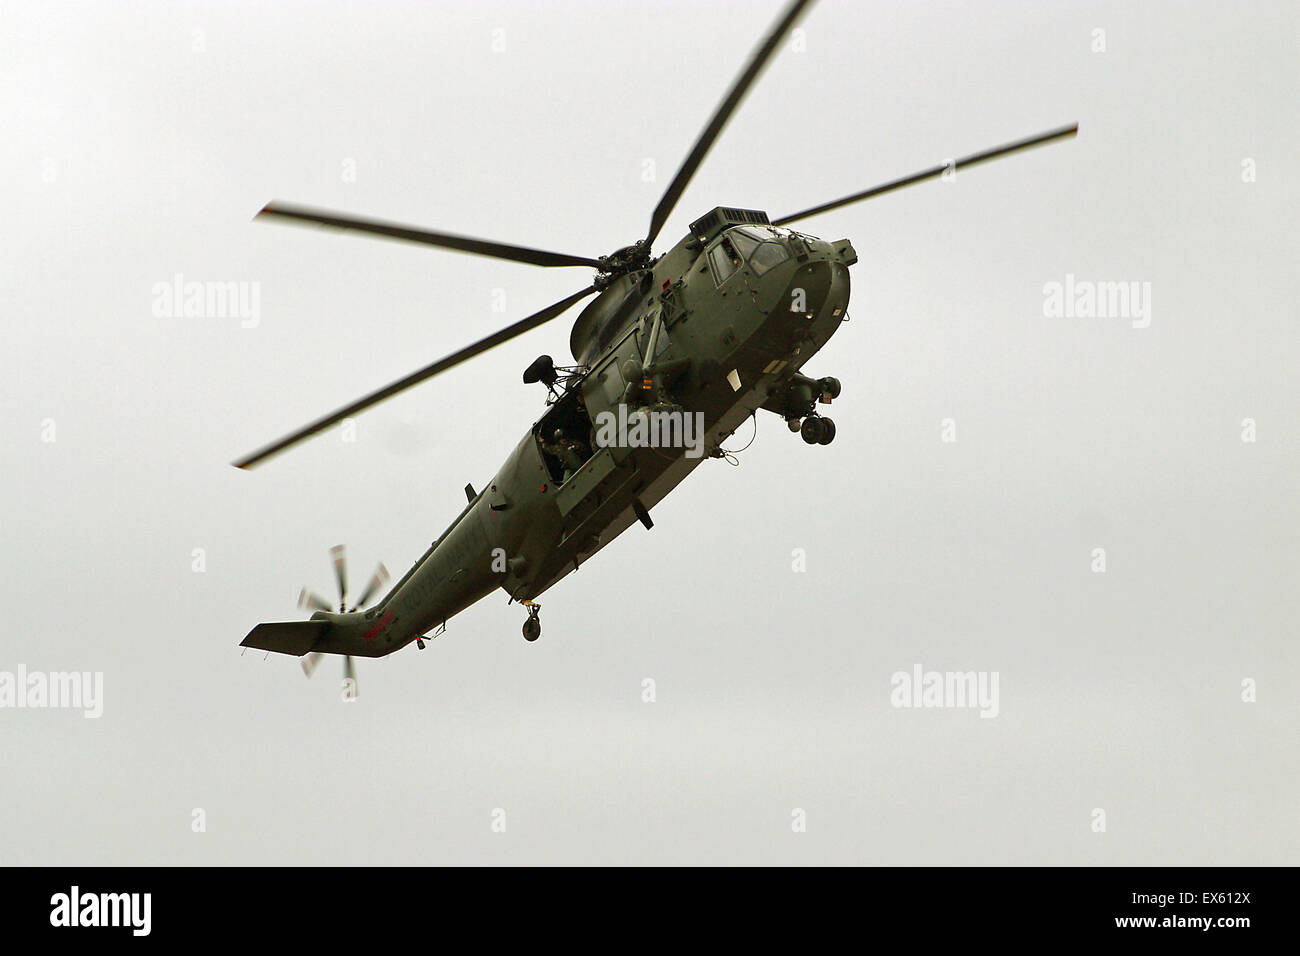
364,610,395,642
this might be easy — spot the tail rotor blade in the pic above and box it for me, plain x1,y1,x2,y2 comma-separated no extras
356,562,390,608
331,545,348,609
343,656,357,697
301,652,323,678
298,587,333,613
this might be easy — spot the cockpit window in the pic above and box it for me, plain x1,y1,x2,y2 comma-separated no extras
709,228,791,285
749,241,790,276
729,229,761,260
736,225,788,242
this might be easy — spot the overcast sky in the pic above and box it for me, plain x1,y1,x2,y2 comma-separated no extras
2,0,1296,865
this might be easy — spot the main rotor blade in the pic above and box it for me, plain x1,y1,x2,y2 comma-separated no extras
233,284,598,469
257,202,602,269
772,123,1078,226
644,0,815,248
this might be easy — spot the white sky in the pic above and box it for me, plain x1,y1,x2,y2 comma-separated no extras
2,0,1296,864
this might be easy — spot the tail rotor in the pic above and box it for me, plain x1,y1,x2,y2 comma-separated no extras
297,545,389,695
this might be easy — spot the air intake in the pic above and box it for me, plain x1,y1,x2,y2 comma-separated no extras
688,206,771,244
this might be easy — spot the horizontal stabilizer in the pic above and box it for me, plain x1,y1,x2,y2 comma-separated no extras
241,620,328,657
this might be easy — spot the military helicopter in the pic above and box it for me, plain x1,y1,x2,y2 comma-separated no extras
238,0,1077,675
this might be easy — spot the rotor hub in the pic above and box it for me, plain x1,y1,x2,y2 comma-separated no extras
594,240,653,288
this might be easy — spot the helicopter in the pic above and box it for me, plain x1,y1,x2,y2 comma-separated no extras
238,0,1077,679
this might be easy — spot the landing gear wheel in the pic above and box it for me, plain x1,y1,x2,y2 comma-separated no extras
800,417,825,445
522,604,542,642
817,417,836,445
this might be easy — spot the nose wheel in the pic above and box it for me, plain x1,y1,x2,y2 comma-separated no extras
522,602,542,642
768,373,841,446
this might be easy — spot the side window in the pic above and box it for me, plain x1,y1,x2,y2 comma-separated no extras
708,241,741,285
